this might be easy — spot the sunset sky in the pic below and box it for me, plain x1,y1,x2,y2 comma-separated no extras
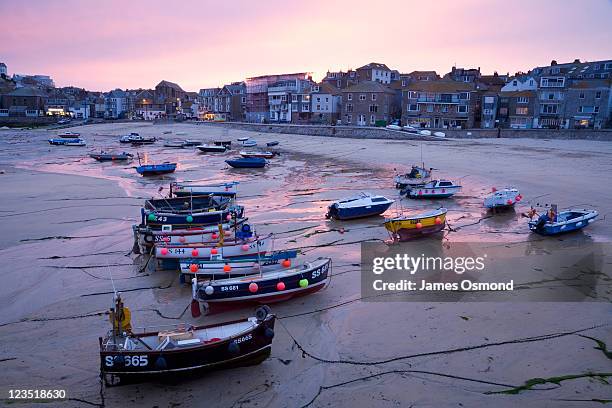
1,0,611,91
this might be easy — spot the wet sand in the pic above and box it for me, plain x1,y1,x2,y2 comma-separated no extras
0,123,610,407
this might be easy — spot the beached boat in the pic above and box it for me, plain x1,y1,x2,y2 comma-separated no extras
119,133,142,143
191,257,331,314
49,137,86,146
183,140,201,147
214,141,232,148
384,208,447,241
136,162,176,176
239,151,276,159
402,126,421,135
326,192,394,220
237,137,249,142
226,157,267,168
403,180,461,198
433,131,446,138
419,130,432,136
155,234,273,260
179,250,299,279
90,151,133,161
266,141,279,147
484,188,522,209
528,207,598,236
163,140,185,148
134,219,245,247
59,131,81,138
242,140,257,147
175,132,187,136
171,181,239,197
386,124,402,130
100,294,275,385
145,195,234,214
197,144,227,153
130,136,157,145
394,166,432,188
142,205,244,229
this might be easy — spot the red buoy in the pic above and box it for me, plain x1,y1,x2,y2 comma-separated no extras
507,199,513,205
212,233,218,239
161,248,168,256
191,249,199,257
249,282,258,293
241,244,249,251
211,248,218,255
434,217,442,225
276,281,286,291
223,264,231,272
190,264,198,273
282,259,291,268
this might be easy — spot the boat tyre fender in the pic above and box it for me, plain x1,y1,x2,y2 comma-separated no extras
264,327,275,339
143,233,154,244
228,341,240,354
255,305,271,321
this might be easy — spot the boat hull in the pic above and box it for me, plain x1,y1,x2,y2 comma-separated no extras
327,201,393,220
171,182,239,197
136,163,177,176
155,235,273,259
528,210,598,236
384,210,447,241
405,186,461,198
179,250,299,277
226,158,267,168
142,206,244,229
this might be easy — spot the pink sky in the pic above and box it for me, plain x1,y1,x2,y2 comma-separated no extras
1,0,611,91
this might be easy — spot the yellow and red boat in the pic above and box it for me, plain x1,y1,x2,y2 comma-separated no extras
384,208,447,241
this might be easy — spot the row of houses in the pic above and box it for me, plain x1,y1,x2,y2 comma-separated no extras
1,58,612,128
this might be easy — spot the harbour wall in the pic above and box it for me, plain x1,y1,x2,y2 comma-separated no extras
195,121,612,141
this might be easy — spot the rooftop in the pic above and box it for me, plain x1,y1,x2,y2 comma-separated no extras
156,80,184,92
342,80,394,93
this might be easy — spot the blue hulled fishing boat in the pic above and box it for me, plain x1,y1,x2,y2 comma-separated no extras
136,162,176,176
225,157,267,168
325,192,394,220
528,207,598,235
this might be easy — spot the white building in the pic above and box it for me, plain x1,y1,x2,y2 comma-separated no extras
69,103,91,119
501,76,537,92
310,83,342,124
357,62,393,84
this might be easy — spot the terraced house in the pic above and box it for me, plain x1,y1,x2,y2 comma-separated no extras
341,81,396,126
565,79,611,129
402,80,476,128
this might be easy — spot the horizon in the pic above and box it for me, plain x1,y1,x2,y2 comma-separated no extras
1,0,612,92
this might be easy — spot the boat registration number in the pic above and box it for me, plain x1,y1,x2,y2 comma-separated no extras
220,285,239,292
105,355,148,367
235,333,252,344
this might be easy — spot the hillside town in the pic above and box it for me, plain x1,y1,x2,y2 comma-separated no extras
1,58,611,129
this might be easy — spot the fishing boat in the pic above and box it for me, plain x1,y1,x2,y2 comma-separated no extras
155,234,273,260
226,157,267,168
326,192,394,220
48,138,71,145
141,205,244,229
130,136,157,145
119,133,142,143
197,144,227,153
402,126,420,135
214,141,232,148
433,131,446,138
136,162,176,176
239,151,276,159
65,138,87,146
266,141,279,147
134,219,245,247
179,250,299,279
163,140,185,148
242,140,257,147
59,131,81,138
528,207,598,236
100,294,275,385
144,194,234,214
484,187,522,209
90,151,133,161
403,180,461,198
386,124,402,130
191,257,331,315
183,140,201,147
384,208,447,241
237,137,249,142
170,181,239,197
394,166,432,188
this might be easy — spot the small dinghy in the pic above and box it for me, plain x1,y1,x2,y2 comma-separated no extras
171,181,239,197
191,257,331,315
394,166,432,188
136,162,176,176
528,206,598,236
433,131,446,138
59,131,81,138
237,137,249,142
197,144,227,153
239,151,276,159
326,192,394,220
49,137,86,146
100,294,275,385
402,126,420,135
90,151,133,161
226,157,267,168
180,250,299,279
384,208,447,241
163,140,185,148
484,187,522,210
266,141,279,147
242,140,257,147
419,129,432,136
403,180,461,199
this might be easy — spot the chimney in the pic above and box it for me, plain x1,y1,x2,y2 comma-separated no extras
573,58,581,63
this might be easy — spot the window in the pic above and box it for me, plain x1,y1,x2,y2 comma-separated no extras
241,96,246,103
540,77,565,88
442,105,449,113
407,104,418,112
408,91,418,99
303,95,310,102
313,86,320,92
551,67,561,74
292,104,298,112
596,91,601,99
302,104,309,111
605,63,612,70
427,104,434,112
595,106,600,113
345,103,353,112
347,93,352,101
483,108,492,115
291,95,297,102
346,114,352,123
337,80,341,88
359,94,366,101
372,94,377,101
325,97,329,102
512,80,518,86
517,97,529,103
369,104,378,113
516,107,528,115
316,97,321,102
579,92,585,99
578,106,595,113
484,96,495,103
529,79,534,86
457,105,468,113
281,95,287,101
401,79,407,87
540,104,558,114
370,115,375,124
459,92,470,100
316,105,321,111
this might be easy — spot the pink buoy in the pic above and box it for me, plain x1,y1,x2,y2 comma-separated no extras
516,195,522,202
191,249,199,257
179,236,186,243
276,281,286,291
249,282,258,293
226,214,232,221
434,217,442,225
241,244,249,251
507,199,513,205
160,248,168,256
418,190,423,196
212,233,218,240
211,248,218,255
416,222,423,229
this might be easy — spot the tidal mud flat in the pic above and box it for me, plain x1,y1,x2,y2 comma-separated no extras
0,123,610,407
